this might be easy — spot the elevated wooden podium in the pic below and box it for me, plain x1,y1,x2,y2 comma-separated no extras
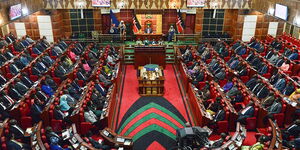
134,46,166,69
138,66,165,96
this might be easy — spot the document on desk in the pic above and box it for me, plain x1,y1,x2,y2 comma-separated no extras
62,130,71,140
116,137,125,143
25,127,33,135
103,130,110,136
124,140,131,146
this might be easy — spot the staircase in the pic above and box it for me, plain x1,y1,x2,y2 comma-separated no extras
123,41,135,64
165,43,175,64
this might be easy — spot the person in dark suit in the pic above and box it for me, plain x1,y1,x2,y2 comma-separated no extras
31,66,42,76
282,119,300,141
144,25,153,34
215,68,226,80
76,68,88,81
35,59,47,73
0,91,15,110
274,75,286,93
53,105,66,121
4,49,14,60
67,84,80,100
0,73,7,86
41,54,54,67
267,98,282,115
14,78,28,95
45,75,58,90
34,87,48,103
0,53,8,65
20,72,33,88
213,106,226,123
226,85,239,97
98,73,112,86
55,63,67,79
283,81,295,96
237,101,255,125
207,97,222,113
9,119,26,140
30,99,44,124
13,41,24,52
32,45,42,54
8,85,22,100
9,63,20,75
95,80,107,96
6,134,31,150
14,58,26,69
257,85,270,99
262,92,275,108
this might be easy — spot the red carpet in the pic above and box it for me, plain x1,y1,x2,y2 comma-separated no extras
117,65,140,125
117,65,190,125
163,65,189,121
116,65,191,150
119,108,184,135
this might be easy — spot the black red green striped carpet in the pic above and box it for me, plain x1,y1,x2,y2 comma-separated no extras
117,97,187,150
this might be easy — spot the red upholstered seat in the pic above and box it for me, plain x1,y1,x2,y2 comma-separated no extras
273,104,287,127
53,77,61,84
20,116,32,129
80,122,93,135
240,76,249,83
217,111,229,133
51,119,63,132
246,107,258,130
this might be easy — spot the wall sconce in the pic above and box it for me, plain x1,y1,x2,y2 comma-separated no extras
268,7,275,15
117,1,125,8
75,0,87,8
171,2,177,8
22,7,29,16
293,15,300,27
75,0,87,19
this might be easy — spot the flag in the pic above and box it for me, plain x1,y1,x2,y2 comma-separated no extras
132,14,141,33
110,10,119,27
176,10,185,34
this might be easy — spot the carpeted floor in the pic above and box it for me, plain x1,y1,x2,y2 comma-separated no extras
116,65,190,150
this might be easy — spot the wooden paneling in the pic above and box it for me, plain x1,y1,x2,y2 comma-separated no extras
44,0,252,9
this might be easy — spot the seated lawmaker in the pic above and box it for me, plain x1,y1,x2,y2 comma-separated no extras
237,101,255,125
45,75,58,90
282,81,295,96
41,80,55,96
34,87,48,103
30,99,44,124
144,25,153,34
282,119,300,140
0,72,7,86
266,98,282,114
261,92,275,108
20,72,33,88
206,97,222,115
8,119,27,140
6,134,31,150
14,78,29,95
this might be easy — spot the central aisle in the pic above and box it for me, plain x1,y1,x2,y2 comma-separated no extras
116,65,190,150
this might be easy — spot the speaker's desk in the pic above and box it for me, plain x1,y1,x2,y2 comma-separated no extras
134,46,166,69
